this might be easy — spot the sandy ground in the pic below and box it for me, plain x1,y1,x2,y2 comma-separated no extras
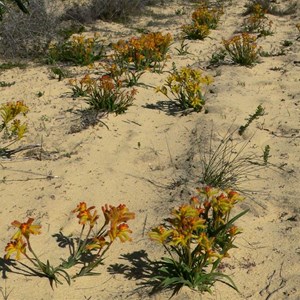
0,0,300,299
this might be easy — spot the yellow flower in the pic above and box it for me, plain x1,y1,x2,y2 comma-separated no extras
11,218,41,240
115,223,133,243
149,226,172,244
5,238,27,260
9,119,27,139
169,231,189,247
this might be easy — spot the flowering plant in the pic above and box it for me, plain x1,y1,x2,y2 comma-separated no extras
60,202,135,278
182,23,210,40
5,218,70,288
182,5,223,40
191,5,223,30
4,202,135,287
112,32,172,72
222,33,260,66
156,65,212,112
101,62,145,87
243,4,273,36
149,187,247,293
69,74,137,115
0,101,28,157
48,34,105,66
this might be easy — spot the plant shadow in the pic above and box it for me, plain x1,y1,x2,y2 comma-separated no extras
0,257,46,279
53,231,75,254
68,108,109,133
143,101,192,116
107,250,166,296
52,231,98,264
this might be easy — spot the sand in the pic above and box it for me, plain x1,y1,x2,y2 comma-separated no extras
0,0,299,299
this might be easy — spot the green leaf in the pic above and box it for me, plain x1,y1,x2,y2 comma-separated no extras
213,209,249,236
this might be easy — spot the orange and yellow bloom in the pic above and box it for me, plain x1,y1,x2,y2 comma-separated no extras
72,202,99,227
11,218,41,240
5,238,27,260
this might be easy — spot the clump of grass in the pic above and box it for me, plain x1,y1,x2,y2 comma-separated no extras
210,49,227,65
282,40,293,47
238,105,265,135
175,38,190,55
58,23,85,40
0,62,27,70
199,127,268,192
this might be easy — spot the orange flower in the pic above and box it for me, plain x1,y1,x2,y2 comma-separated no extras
102,204,135,242
72,202,99,227
11,218,41,240
227,225,242,237
102,204,135,226
5,238,27,260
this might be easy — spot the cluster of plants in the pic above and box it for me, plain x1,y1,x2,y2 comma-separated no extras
182,4,223,40
111,32,173,72
222,32,260,66
4,185,247,295
149,186,247,293
156,64,213,112
242,4,273,36
69,74,137,115
1,0,291,296
48,34,105,66
0,101,28,157
4,202,135,287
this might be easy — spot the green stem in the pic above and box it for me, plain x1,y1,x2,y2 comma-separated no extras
74,224,85,257
77,226,92,256
26,239,46,272
187,241,192,268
